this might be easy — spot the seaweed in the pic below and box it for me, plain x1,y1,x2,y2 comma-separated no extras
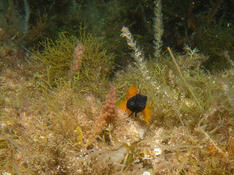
33,31,114,95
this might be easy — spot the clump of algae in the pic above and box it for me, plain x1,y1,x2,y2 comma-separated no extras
34,32,114,96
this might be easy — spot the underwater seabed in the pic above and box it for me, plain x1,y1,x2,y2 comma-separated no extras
0,29,233,175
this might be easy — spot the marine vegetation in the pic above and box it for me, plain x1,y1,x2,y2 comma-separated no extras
0,0,233,175
33,31,114,96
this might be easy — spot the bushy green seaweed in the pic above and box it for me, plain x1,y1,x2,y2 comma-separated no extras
34,32,114,96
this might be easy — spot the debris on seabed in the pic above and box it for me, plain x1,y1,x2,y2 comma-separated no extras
153,147,162,156
142,171,151,175
2,171,11,175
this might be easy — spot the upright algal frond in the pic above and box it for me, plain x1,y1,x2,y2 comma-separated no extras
120,26,151,82
88,86,117,145
23,0,30,34
69,41,85,77
121,26,161,91
153,0,164,59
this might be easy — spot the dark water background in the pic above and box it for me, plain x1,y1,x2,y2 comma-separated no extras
0,0,233,71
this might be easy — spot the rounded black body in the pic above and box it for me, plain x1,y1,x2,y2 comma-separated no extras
126,94,147,116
